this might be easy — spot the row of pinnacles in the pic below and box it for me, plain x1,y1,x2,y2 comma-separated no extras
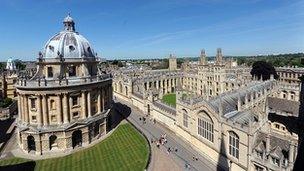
168,48,228,71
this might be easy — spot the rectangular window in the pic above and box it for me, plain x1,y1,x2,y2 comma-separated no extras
72,96,78,106
47,67,53,77
50,100,56,110
30,98,36,109
73,112,79,117
256,150,263,159
32,115,37,122
68,65,76,77
272,157,279,166
51,115,57,122
183,113,188,128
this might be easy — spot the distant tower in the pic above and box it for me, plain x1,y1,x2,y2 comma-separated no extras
199,49,206,65
215,48,223,65
169,54,177,71
6,57,16,70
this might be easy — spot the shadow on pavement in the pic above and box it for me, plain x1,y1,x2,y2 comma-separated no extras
0,118,15,153
107,102,131,132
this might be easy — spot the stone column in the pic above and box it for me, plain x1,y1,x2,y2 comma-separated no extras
69,96,73,121
82,91,87,119
102,88,105,111
109,86,112,103
63,93,69,123
18,95,22,121
87,91,92,117
57,94,63,124
97,89,101,113
42,95,49,126
37,95,42,127
289,141,295,164
24,95,29,123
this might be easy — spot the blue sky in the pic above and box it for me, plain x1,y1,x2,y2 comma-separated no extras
0,0,303,60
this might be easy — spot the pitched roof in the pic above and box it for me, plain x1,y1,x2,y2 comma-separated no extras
267,97,299,116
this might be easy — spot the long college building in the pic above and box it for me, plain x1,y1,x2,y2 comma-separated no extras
113,50,298,171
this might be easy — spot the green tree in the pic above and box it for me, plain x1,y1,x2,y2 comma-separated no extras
250,61,279,80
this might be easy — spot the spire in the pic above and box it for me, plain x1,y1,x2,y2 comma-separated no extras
63,13,75,32
200,49,206,65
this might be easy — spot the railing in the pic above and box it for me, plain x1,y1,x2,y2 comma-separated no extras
132,92,143,99
17,74,112,87
153,101,176,116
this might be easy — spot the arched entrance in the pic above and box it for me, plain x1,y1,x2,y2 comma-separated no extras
171,87,175,93
49,135,57,150
27,135,36,152
72,130,82,148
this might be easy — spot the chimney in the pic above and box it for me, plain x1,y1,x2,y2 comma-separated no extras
245,93,249,107
289,141,295,164
237,93,242,111
251,91,254,106
219,95,223,116
266,133,270,154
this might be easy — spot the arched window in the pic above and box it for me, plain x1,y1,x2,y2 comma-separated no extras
290,92,295,100
49,135,57,150
198,111,214,142
182,109,189,128
229,131,239,159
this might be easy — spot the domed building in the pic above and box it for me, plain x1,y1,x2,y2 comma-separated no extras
16,15,112,155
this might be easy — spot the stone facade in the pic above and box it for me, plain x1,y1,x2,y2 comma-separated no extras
169,54,177,71
0,71,18,99
112,49,298,171
16,15,112,155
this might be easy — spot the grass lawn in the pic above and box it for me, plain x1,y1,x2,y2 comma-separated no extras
0,123,149,171
162,93,176,107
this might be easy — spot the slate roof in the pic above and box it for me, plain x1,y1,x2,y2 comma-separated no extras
267,97,299,116
254,132,290,159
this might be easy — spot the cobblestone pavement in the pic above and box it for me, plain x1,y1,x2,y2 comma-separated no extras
150,144,182,171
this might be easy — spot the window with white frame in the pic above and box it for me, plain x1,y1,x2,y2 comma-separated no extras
198,111,214,142
229,131,239,159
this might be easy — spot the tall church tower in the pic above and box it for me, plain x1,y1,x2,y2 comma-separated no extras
169,54,177,71
199,49,206,65
215,48,223,65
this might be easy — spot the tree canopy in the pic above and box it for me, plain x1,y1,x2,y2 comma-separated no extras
250,61,279,80
0,97,13,108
